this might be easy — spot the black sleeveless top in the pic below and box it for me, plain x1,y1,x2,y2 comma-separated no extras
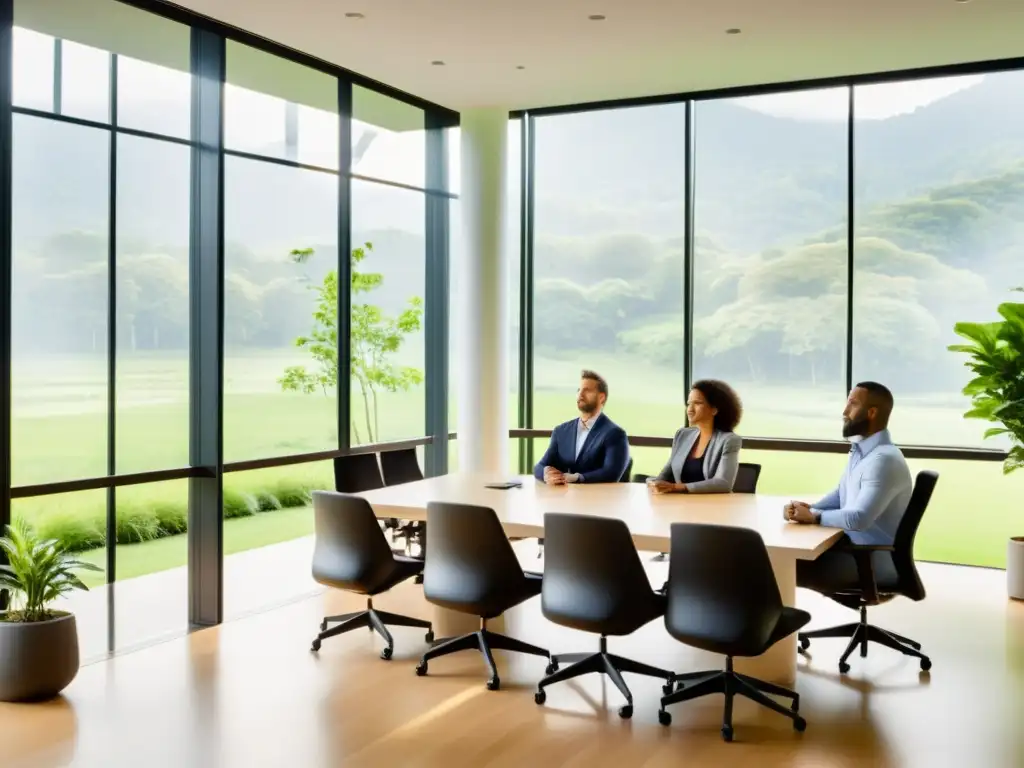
680,455,706,484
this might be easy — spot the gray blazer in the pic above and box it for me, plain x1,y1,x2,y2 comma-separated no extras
655,427,742,493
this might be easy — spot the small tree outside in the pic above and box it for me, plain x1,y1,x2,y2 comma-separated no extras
278,242,423,444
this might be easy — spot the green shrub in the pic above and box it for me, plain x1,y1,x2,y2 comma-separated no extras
15,475,324,553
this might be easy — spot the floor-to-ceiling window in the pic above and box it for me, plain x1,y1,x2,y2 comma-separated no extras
3,0,456,655
523,78,1021,568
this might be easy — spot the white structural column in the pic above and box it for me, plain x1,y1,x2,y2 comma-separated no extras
456,108,509,473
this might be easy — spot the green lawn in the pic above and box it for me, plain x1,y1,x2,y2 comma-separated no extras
9,349,1023,587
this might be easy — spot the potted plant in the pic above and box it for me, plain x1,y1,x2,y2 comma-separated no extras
0,518,100,701
949,289,1024,600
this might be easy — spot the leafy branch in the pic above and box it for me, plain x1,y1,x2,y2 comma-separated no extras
949,291,1024,474
278,242,423,444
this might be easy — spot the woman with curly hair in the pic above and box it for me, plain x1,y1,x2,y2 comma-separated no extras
651,379,743,494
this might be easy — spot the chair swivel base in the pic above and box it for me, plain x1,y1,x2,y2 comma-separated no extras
311,597,433,659
659,657,805,742
534,635,673,719
414,619,550,691
798,606,931,674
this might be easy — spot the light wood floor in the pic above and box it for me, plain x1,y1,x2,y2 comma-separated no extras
3,541,1024,767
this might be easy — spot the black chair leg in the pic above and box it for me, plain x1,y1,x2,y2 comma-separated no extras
865,625,931,664
367,612,395,657
736,672,799,707
608,654,673,682
880,627,921,650
550,652,591,667
418,631,479,666
601,656,634,713
660,670,726,706
734,677,802,723
484,629,550,660
477,632,501,689
537,652,605,690
799,621,859,644
838,626,864,671
311,612,370,651
373,609,432,631
320,611,359,629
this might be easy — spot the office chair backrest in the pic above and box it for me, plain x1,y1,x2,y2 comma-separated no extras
423,502,525,610
311,491,395,589
380,447,424,486
734,462,761,494
541,513,654,630
892,470,938,601
334,453,384,493
665,522,783,656
618,457,634,482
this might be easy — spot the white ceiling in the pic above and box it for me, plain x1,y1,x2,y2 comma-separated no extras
170,0,1024,111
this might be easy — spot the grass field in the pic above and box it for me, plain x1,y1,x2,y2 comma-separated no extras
9,348,1023,590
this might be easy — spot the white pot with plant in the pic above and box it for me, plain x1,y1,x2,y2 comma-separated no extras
0,519,100,701
949,289,1024,600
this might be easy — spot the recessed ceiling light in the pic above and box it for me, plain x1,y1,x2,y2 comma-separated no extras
588,14,606,21
955,0,971,4
344,12,364,18
431,60,445,66
726,28,742,34
516,65,526,70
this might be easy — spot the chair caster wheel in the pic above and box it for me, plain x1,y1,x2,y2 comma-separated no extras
545,660,558,675
311,639,321,652
534,689,546,705
658,709,672,726
838,661,850,674
618,704,633,719
486,676,500,691
380,646,393,660
319,620,327,632
920,657,932,671
793,716,807,732
662,680,675,695
415,662,428,676
414,573,424,585
799,636,809,651
424,630,434,644
721,725,734,742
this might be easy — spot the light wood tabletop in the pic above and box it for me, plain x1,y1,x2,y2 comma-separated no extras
357,472,846,684
358,472,845,560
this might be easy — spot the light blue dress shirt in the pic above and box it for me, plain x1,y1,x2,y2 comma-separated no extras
812,429,913,545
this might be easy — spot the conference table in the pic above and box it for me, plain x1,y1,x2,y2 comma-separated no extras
357,472,844,685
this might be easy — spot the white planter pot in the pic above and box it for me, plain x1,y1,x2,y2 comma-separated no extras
1009,537,1024,601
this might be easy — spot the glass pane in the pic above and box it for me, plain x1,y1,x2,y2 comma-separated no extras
116,135,191,472
11,115,109,485
15,0,191,137
532,105,688,436
853,73,1023,449
223,463,332,619
13,490,108,660
226,40,338,168
352,86,425,187
692,88,849,439
350,181,425,445
60,39,110,122
223,156,339,461
13,27,54,111
110,480,189,648
117,55,192,139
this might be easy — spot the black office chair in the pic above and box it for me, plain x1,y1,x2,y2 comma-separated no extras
659,523,809,742
533,513,673,718
798,470,937,674
380,447,424,485
415,502,550,690
380,447,427,558
309,491,433,659
334,453,385,492
536,457,635,558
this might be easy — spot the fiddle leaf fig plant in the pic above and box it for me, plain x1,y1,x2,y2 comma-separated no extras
0,519,101,623
949,289,1024,475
